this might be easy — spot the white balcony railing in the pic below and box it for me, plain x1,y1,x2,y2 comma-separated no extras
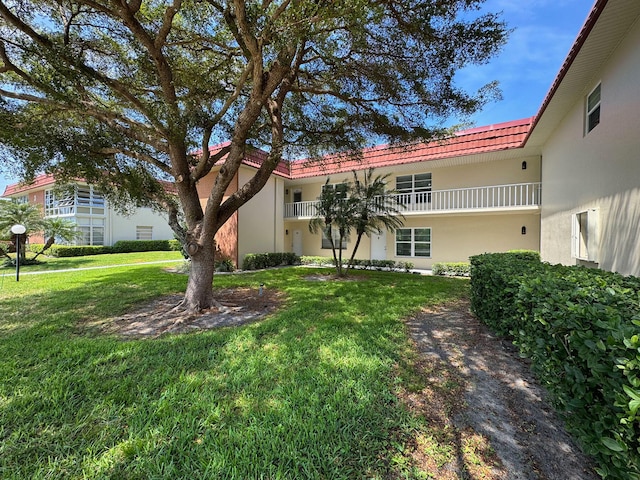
284,182,542,218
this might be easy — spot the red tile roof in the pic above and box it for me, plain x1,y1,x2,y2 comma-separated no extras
289,118,533,179
2,174,56,196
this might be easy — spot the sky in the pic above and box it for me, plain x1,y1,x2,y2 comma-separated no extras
0,0,595,197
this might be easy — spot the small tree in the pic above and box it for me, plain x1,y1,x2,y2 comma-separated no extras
309,180,353,276
32,217,83,260
0,201,44,261
0,201,80,261
344,169,405,275
309,169,405,276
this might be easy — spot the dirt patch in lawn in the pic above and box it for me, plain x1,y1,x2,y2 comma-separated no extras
401,301,599,479
96,287,284,338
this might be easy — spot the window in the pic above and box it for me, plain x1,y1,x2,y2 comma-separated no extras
321,228,347,249
44,185,104,216
45,188,74,216
586,83,601,134
76,217,105,246
322,182,349,199
571,209,598,262
396,228,431,257
136,226,153,240
396,173,432,203
14,195,28,204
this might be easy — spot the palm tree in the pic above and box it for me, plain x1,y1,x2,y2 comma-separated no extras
0,201,45,261
308,179,354,276
32,217,82,260
344,169,405,275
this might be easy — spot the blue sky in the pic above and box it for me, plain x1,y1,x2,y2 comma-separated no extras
0,0,595,196
454,0,595,128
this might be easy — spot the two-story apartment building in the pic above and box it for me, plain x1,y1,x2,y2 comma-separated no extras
2,175,174,245
279,118,541,269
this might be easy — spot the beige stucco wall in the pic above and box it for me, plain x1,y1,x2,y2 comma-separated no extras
284,154,541,268
285,155,541,205
540,18,640,276
285,212,540,269
237,168,285,265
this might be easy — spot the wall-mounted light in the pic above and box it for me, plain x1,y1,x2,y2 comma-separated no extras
522,161,527,170
521,226,527,235
285,229,289,235
285,189,289,195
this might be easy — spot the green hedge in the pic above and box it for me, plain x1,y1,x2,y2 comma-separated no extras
432,262,470,277
111,239,181,253
45,245,113,257
470,253,640,480
242,252,301,270
27,240,182,257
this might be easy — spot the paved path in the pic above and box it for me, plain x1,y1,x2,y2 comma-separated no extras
406,303,598,479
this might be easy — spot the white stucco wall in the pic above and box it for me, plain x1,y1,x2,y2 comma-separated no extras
540,18,640,276
106,206,175,245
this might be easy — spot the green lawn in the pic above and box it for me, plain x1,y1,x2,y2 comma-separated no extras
0,255,469,479
1,250,184,273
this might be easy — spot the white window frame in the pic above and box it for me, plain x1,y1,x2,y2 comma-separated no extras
396,173,432,204
136,226,153,241
321,227,347,250
585,83,601,134
571,209,599,262
395,227,431,258
44,185,105,216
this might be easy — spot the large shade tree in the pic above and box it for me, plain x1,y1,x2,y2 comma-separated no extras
0,0,508,311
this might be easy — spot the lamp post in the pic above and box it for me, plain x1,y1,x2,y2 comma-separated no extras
11,224,26,282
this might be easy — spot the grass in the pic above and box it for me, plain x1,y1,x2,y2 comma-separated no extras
0,250,184,273
0,254,471,479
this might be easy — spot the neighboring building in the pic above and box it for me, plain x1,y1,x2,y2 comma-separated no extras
280,119,541,270
1,175,174,246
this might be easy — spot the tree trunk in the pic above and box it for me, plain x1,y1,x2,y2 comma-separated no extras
183,243,217,312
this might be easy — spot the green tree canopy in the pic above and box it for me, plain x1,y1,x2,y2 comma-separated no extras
0,0,508,311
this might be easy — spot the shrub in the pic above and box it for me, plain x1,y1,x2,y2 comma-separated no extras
111,239,180,253
470,253,640,479
300,256,335,267
432,262,470,277
215,257,236,272
27,243,45,254
45,245,113,257
242,252,301,270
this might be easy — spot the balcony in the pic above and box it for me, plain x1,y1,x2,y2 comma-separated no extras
284,182,542,218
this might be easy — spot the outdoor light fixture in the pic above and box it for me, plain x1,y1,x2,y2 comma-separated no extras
521,226,527,235
522,161,527,170
10,224,27,282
